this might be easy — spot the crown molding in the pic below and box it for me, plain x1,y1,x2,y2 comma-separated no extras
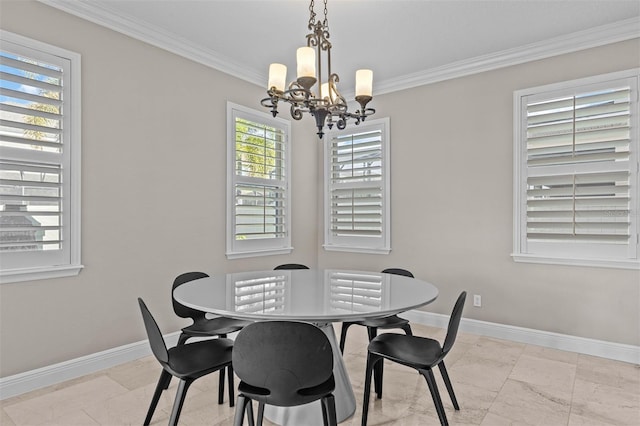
37,0,264,85
375,17,640,95
39,1,639,94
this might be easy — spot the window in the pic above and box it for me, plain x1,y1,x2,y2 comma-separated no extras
324,118,390,254
226,102,291,259
0,31,82,283
513,69,639,269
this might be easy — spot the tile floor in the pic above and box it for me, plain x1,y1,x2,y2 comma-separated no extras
1,323,639,425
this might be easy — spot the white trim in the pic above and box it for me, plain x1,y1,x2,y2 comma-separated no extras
2,313,637,400
0,30,83,284
0,332,179,401
37,1,639,93
511,253,640,270
402,310,640,365
0,264,84,284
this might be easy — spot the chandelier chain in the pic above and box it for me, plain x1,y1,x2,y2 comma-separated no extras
323,0,329,29
308,0,316,28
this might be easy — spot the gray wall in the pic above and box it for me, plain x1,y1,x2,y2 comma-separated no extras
0,1,638,377
318,40,640,346
0,0,319,377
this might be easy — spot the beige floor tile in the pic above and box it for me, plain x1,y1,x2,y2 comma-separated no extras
2,330,637,426
576,354,640,393
3,376,128,425
508,354,577,398
570,377,640,425
466,337,526,365
522,345,579,365
449,353,516,393
487,379,571,425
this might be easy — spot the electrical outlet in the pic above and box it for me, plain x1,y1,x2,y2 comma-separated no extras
473,294,482,307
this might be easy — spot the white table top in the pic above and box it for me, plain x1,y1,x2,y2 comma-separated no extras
173,269,439,322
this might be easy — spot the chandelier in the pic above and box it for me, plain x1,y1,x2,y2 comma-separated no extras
261,0,375,138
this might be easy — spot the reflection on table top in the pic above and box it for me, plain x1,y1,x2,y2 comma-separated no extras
173,269,439,322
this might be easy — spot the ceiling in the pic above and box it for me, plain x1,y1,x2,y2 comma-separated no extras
42,0,640,94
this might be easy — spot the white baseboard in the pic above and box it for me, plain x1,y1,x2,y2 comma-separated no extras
403,310,640,365
1,314,638,401
0,332,180,401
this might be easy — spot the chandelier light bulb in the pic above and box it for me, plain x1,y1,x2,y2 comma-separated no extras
268,63,287,92
297,47,316,79
320,82,330,99
355,69,373,98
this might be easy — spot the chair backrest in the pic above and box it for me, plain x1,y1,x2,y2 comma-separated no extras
138,298,169,364
172,271,209,320
232,321,333,406
442,291,467,355
273,264,310,270
381,268,414,278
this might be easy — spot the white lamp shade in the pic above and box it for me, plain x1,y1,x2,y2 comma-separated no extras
297,47,316,79
355,69,373,97
268,63,287,92
320,82,330,99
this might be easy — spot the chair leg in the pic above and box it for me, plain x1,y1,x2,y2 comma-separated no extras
339,322,353,354
256,402,264,426
361,353,380,426
438,361,459,410
218,367,226,404
227,365,235,407
168,379,193,426
367,327,385,399
234,394,254,426
421,369,448,426
143,370,171,425
321,394,337,426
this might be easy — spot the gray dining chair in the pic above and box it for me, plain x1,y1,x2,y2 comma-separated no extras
171,271,251,403
274,263,310,270
233,321,337,426
361,291,467,426
339,268,414,353
138,298,234,426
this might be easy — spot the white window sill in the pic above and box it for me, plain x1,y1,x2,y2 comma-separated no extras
0,264,84,284
511,253,639,270
323,245,391,255
226,247,293,260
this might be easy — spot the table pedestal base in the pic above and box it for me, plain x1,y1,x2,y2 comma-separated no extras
263,323,356,425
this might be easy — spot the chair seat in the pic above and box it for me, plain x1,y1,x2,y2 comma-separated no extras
167,338,234,379
368,333,443,370
358,314,409,329
181,317,252,337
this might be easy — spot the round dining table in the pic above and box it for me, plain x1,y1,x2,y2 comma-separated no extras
173,268,439,425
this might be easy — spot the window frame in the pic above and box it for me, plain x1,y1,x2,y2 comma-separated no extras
323,117,391,254
0,30,82,283
512,69,639,270
226,102,292,259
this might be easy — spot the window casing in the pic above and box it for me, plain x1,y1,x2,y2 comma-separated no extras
324,118,390,254
226,102,292,259
0,31,82,283
513,69,639,269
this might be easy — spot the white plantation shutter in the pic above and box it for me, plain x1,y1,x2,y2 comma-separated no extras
324,118,390,253
227,103,292,259
0,32,81,282
514,70,639,268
